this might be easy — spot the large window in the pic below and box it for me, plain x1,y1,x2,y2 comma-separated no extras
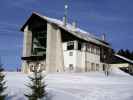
32,31,47,56
67,41,74,50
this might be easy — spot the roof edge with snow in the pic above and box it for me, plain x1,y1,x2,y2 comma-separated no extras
114,54,133,64
20,12,111,48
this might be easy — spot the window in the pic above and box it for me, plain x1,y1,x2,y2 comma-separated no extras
86,44,91,52
91,46,95,54
69,64,74,70
96,64,99,71
103,55,106,59
78,42,82,50
67,41,74,50
38,63,45,71
30,65,34,72
96,47,99,55
96,48,100,55
94,47,96,54
69,52,73,56
91,63,95,71
32,31,47,55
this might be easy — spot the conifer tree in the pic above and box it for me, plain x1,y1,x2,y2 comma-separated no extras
117,49,133,60
25,63,47,100
0,61,7,100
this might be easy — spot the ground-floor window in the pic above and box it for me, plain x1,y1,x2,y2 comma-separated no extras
38,63,46,71
91,63,95,71
29,62,46,72
96,64,99,71
69,64,74,71
85,61,90,72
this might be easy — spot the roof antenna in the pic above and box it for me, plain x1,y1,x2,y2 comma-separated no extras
63,0,68,26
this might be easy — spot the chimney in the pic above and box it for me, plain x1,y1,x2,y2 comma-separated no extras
72,21,77,31
63,16,67,26
102,33,106,41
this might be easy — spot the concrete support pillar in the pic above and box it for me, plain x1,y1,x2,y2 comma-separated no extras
55,28,64,71
46,23,64,73
83,43,87,72
74,41,78,50
22,25,32,57
22,25,32,73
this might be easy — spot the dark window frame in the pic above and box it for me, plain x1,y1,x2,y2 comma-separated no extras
67,41,74,50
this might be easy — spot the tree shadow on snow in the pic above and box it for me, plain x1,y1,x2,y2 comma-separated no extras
6,94,25,100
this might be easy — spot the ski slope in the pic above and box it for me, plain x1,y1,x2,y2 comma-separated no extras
5,68,133,100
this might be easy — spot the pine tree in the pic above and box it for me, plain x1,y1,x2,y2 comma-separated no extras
0,62,7,100
117,49,133,60
25,63,47,100
125,49,130,59
117,49,125,56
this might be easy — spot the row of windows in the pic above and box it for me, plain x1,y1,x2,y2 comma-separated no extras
68,63,100,71
90,63,100,71
67,41,100,56
29,63,46,72
86,44,100,55
67,41,82,51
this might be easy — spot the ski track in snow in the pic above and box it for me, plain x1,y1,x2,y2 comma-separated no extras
4,68,133,100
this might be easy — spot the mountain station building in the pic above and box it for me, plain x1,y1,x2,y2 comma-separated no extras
20,12,112,73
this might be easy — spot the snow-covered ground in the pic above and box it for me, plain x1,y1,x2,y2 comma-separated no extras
5,68,133,100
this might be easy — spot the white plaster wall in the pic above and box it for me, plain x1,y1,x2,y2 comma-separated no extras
63,50,77,70
63,42,101,72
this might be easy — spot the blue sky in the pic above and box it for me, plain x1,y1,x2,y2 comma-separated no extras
0,0,133,70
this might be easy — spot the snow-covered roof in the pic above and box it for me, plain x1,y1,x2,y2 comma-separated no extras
115,54,133,64
21,12,111,48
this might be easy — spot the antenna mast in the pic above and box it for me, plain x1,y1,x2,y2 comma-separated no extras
63,0,68,26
